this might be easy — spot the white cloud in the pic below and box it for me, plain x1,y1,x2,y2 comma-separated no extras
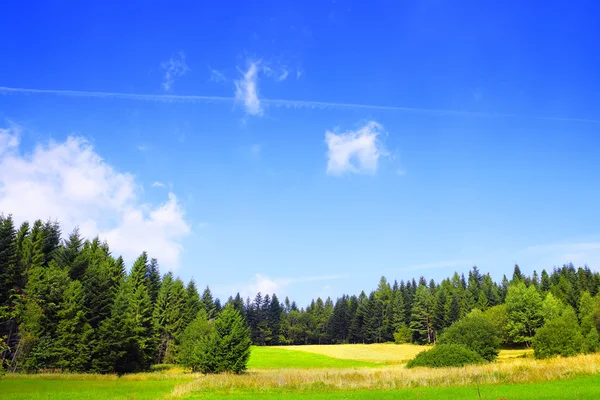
0,126,191,270
277,69,289,82
325,121,388,176
524,241,600,268
217,273,346,299
0,124,20,152
209,68,227,83
233,59,293,116
161,52,190,92
152,181,165,188
234,61,262,116
403,260,473,272
250,144,261,158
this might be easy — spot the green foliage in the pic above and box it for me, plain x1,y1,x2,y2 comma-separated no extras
583,328,599,354
410,285,435,344
53,281,93,371
393,323,412,344
406,344,485,368
506,282,543,345
437,309,500,361
483,304,510,345
541,292,565,322
179,309,212,371
533,307,584,359
196,304,251,374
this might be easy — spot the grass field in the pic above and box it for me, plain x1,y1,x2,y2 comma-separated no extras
247,346,378,368
0,344,595,399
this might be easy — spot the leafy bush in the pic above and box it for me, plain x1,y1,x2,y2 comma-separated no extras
437,309,501,361
533,307,584,359
406,344,485,368
393,323,412,344
483,304,510,345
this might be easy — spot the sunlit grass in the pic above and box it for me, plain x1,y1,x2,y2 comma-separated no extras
248,346,377,369
168,353,600,398
276,343,430,364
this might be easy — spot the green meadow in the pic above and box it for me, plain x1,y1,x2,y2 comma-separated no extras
3,344,600,399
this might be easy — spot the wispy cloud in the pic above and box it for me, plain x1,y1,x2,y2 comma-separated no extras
325,121,388,176
250,144,261,158
234,61,262,115
217,273,347,299
152,181,165,188
209,68,227,83
0,124,191,269
524,241,600,267
403,260,473,272
2,86,599,122
161,52,190,92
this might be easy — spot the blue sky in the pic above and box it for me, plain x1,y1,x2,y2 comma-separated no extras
1,0,600,305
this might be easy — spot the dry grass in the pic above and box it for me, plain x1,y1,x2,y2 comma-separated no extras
276,343,431,364
167,353,600,398
271,343,531,364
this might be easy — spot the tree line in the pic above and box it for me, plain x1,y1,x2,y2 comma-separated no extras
2,215,600,373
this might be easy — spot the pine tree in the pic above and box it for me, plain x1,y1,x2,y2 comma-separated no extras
197,304,251,374
54,281,93,371
201,286,216,319
410,285,435,344
146,258,161,305
56,228,85,280
184,280,202,326
267,294,282,344
0,215,17,305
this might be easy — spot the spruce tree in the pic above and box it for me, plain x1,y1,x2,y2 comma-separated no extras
198,304,251,374
410,285,435,344
54,281,93,371
0,215,17,305
184,279,202,326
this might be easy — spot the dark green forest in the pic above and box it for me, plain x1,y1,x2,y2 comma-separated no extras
2,215,600,372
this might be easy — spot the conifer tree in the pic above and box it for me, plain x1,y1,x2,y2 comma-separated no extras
197,304,251,374
410,285,435,344
54,281,93,371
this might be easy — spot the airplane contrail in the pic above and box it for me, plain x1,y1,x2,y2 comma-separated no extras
1,85,598,122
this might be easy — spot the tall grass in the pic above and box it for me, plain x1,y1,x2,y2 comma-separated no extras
167,353,600,398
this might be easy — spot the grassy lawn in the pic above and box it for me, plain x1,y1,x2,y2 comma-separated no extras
0,379,179,400
185,374,600,399
247,346,378,368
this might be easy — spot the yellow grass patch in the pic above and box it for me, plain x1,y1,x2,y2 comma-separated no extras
275,343,430,364
168,353,600,398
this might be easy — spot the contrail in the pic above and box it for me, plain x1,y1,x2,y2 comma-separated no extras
1,85,598,122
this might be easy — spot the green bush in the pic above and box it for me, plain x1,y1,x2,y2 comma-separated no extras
179,309,212,372
437,309,501,361
406,344,485,368
532,307,584,359
196,304,251,374
393,323,412,344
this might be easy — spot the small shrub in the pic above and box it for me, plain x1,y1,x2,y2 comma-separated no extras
406,344,485,368
438,309,501,361
533,307,584,359
393,324,412,344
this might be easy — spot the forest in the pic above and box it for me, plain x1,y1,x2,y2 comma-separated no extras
2,214,600,373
